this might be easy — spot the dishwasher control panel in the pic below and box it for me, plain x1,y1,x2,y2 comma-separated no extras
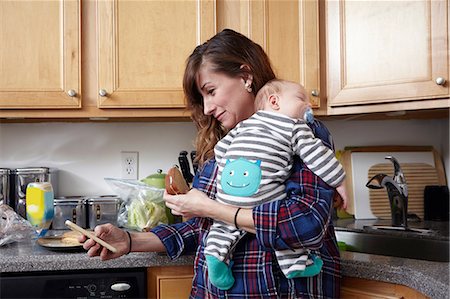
1,268,146,298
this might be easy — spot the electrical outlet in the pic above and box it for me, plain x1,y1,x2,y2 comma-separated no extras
121,151,139,179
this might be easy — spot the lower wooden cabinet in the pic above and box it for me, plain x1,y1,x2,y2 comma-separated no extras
147,267,428,299
342,277,428,299
147,266,194,299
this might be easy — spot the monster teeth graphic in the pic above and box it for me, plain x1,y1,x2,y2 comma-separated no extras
227,181,249,188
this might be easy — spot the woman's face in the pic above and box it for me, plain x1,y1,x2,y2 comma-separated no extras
196,63,256,129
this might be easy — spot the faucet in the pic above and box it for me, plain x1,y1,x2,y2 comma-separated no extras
366,156,409,228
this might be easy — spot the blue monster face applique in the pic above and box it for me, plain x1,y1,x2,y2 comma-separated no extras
221,158,262,197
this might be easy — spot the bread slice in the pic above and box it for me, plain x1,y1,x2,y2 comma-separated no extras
165,166,190,195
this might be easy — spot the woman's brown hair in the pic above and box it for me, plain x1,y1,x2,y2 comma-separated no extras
183,29,275,166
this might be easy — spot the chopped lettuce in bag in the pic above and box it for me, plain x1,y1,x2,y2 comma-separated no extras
104,178,167,231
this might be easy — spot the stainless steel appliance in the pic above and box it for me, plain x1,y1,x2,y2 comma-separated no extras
0,267,146,298
10,167,58,218
0,168,10,206
86,195,121,229
53,196,87,229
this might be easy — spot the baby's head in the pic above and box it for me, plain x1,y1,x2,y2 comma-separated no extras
255,79,311,120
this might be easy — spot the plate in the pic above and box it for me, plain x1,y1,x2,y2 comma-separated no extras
37,237,84,251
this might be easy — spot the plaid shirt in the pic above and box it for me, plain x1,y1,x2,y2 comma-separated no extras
152,120,341,298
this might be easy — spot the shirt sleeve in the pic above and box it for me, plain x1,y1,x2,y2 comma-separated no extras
291,121,345,187
214,124,240,163
151,159,218,259
253,120,337,251
150,218,202,259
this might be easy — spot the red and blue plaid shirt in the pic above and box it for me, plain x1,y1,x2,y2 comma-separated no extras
152,120,341,298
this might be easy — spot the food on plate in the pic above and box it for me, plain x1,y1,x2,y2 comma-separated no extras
61,230,83,245
165,166,190,195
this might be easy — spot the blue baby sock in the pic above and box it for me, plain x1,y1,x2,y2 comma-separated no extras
205,255,235,290
286,255,324,279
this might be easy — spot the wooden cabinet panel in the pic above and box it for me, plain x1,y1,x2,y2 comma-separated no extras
97,0,215,108
326,0,449,111
148,265,194,299
217,0,321,108
342,277,428,299
0,0,81,109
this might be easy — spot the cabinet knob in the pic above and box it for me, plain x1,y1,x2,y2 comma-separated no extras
435,77,446,86
99,89,108,97
311,89,319,97
67,89,77,97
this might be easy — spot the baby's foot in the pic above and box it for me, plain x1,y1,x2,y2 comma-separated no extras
206,255,235,290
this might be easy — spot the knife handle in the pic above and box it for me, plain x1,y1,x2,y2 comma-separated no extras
190,150,198,174
178,151,194,183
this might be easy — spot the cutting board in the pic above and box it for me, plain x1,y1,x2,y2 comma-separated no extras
340,146,447,219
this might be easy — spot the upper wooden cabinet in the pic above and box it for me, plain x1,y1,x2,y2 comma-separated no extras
326,0,449,114
0,0,81,109
97,0,215,108
1,0,448,120
217,0,322,109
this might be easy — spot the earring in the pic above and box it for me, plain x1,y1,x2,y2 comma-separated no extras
244,82,252,93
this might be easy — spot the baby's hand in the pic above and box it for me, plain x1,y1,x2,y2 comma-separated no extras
335,184,348,210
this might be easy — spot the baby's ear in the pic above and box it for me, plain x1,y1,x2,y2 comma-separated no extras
268,94,280,110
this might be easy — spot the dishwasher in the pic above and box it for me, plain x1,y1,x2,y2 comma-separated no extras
0,267,147,298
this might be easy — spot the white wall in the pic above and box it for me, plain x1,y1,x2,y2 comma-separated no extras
0,118,448,196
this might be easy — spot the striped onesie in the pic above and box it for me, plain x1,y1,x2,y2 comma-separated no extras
205,110,345,279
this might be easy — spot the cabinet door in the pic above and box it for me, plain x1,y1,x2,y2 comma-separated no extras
342,277,427,299
147,266,194,299
97,0,215,108
216,0,321,108
326,0,449,109
0,0,81,109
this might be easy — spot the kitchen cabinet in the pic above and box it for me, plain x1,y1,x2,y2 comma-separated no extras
217,0,323,110
0,0,214,120
147,265,194,299
0,0,81,109
342,277,427,299
146,266,429,299
326,0,450,115
97,0,215,109
1,0,448,120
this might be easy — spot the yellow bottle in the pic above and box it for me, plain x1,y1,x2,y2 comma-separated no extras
26,182,54,236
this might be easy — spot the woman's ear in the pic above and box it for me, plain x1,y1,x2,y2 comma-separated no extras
268,94,280,110
240,64,253,86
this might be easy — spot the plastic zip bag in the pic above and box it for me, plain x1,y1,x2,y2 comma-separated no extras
0,204,35,246
104,178,168,231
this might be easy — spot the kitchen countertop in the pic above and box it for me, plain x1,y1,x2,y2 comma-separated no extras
1,227,449,298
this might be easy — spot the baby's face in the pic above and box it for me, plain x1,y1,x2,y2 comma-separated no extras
278,82,311,119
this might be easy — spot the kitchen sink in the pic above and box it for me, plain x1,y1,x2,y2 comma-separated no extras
335,229,449,262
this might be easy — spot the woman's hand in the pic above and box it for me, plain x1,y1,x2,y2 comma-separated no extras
164,188,216,219
79,223,130,261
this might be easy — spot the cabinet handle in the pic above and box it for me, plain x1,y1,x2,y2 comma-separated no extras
99,89,108,97
311,89,319,97
435,77,446,86
67,89,77,97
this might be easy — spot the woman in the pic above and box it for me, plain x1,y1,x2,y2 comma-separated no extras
82,29,341,298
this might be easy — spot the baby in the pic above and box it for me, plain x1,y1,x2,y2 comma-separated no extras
205,79,348,290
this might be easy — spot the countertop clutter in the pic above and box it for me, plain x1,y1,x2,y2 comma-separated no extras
0,228,448,299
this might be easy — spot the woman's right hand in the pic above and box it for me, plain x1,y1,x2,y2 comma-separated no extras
79,223,130,261
164,188,216,219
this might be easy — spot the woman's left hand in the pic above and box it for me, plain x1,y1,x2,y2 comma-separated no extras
164,188,216,219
